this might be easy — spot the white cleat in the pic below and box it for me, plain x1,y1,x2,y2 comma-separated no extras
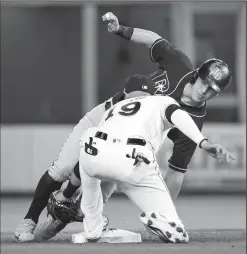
15,219,36,242
72,229,142,244
140,212,189,243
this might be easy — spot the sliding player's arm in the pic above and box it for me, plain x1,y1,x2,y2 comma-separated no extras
162,121,202,202
102,12,161,48
164,104,234,163
102,12,193,69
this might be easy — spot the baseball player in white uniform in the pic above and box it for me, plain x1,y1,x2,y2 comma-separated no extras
15,74,156,242
78,93,233,243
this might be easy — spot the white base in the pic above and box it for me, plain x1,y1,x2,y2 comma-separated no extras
72,229,142,244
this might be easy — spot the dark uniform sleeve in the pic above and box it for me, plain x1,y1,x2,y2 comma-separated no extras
167,114,204,173
150,38,193,69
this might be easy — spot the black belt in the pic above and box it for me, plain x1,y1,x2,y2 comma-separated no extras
95,131,146,146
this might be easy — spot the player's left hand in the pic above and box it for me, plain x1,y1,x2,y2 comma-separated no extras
102,12,120,33
200,141,235,163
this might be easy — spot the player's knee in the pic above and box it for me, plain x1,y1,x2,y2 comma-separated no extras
139,212,189,243
48,163,73,182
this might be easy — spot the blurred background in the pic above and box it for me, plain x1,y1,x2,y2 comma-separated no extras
1,1,246,195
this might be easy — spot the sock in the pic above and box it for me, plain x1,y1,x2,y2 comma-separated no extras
63,181,80,198
63,162,80,198
24,171,63,224
73,162,81,180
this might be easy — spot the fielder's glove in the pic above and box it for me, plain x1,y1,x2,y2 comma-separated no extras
47,191,84,224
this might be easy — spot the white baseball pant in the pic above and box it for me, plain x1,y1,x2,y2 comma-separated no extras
48,102,105,182
47,102,116,201
79,128,188,242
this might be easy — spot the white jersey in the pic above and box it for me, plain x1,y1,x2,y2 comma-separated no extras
98,95,179,152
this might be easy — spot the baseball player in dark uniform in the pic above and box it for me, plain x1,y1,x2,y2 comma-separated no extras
102,12,232,201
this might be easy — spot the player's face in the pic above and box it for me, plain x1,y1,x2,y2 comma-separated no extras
191,77,218,102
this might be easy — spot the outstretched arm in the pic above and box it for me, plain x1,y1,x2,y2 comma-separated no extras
102,11,193,67
102,12,161,48
165,105,234,163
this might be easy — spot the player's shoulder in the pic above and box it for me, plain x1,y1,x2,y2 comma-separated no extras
150,38,170,59
151,38,193,69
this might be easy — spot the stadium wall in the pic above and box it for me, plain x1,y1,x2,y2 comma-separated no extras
1,124,246,194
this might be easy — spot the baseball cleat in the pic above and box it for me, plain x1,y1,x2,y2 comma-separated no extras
34,215,67,242
140,212,189,243
15,219,36,242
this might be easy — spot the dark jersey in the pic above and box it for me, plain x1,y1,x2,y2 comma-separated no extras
107,38,206,173
148,38,206,173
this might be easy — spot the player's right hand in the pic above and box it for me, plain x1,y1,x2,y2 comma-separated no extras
102,12,120,33
200,140,235,163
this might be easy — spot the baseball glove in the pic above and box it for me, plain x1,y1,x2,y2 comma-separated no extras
47,191,84,224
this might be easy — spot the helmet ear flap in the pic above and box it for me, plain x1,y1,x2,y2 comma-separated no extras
190,70,198,84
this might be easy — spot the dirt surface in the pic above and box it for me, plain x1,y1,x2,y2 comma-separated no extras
1,195,246,254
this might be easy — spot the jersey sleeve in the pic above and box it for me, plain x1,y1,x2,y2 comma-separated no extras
161,97,180,127
150,38,193,69
167,114,204,173
150,38,172,63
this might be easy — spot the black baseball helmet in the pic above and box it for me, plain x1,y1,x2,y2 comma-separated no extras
197,58,232,93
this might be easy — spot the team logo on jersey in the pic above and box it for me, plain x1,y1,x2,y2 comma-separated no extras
152,71,170,94
85,137,98,156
